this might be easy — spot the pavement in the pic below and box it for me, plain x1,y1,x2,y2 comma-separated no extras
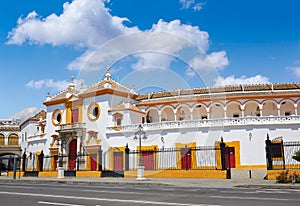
0,175,300,190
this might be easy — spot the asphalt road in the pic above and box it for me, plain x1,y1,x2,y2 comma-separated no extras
0,182,299,206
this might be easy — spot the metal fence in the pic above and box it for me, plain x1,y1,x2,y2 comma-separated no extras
1,142,231,177
266,139,300,170
125,146,223,171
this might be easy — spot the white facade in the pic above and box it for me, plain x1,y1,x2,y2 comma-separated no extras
22,70,300,170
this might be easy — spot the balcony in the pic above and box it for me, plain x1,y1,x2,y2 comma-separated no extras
56,122,86,133
106,115,300,134
27,133,47,142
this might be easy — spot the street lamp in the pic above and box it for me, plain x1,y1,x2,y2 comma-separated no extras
134,124,147,180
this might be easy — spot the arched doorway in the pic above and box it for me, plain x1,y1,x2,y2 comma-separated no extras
69,139,77,171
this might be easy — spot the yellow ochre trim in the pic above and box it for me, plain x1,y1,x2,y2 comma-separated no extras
52,109,62,126
76,171,101,178
225,141,241,169
109,146,126,171
124,170,227,179
87,102,101,122
78,104,83,123
267,170,300,180
135,145,158,169
175,142,196,170
66,105,71,124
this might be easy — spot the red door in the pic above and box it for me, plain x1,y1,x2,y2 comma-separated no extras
90,154,97,171
114,152,123,171
142,151,154,170
181,148,191,170
72,109,79,123
69,139,77,171
226,147,236,168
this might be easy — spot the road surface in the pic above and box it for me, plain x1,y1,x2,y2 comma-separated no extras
0,182,299,206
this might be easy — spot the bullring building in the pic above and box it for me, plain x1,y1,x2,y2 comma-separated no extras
21,69,300,176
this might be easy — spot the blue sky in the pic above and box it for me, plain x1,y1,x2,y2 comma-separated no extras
1,0,300,118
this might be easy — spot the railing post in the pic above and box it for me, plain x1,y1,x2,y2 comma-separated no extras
13,155,17,180
22,152,26,172
39,151,44,172
76,152,80,171
265,134,273,170
98,147,103,171
220,138,226,170
125,144,130,171
0,159,2,176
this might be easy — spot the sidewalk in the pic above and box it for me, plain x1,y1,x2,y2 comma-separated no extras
0,175,300,190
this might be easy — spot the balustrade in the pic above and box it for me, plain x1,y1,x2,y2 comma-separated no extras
106,116,300,134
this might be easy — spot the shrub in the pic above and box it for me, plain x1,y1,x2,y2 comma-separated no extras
276,171,299,183
276,171,290,183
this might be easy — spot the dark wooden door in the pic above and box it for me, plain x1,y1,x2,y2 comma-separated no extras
90,154,97,171
142,151,155,170
69,139,77,171
226,147,236,168
181,148,191,170
114,152,123,171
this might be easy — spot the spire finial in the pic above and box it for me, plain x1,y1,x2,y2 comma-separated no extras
105,66,111,81
68,76,75,90
46,92,51,101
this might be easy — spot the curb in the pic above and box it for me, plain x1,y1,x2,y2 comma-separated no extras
0,178,171,187
235,184,300,190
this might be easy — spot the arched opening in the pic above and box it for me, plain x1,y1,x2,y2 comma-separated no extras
210,103,224,119
8,134,19,146
280,101,295,116
262,101,277,116
226,102,242,118
244,101,260,117
0,134,4,146
68,139,77,171
146,108,159,123
192,104,207,120
176,105,191,121
161,107,175,121
0,153,21,171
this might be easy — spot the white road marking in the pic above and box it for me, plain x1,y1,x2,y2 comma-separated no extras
210,195,290,201
82,189,143,195
0,191,221,206
38,201,85,206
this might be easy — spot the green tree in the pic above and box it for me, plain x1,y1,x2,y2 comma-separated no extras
292,150,300,162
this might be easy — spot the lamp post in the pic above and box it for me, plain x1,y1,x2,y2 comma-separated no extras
57,136,67,178
134,124,147,180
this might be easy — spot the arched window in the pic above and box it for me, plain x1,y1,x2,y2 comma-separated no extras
8,134,19,146
0,134,4,146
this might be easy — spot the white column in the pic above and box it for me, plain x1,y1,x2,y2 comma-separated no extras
174,109,178,121
190,109,193,120
259,104,263,116
277,104,281,116
294,104,298,116
240,105,245,117
158,111,162,122
206,107,210,119
224,107,227,118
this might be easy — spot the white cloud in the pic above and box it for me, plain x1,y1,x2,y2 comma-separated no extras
214,75,270,86
7,0,137,47
179,0,203,11
26,79,69,91
189,51,229,71
286,66,300,78
185,67,196,77
9,106,44,123
8,0,228,78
